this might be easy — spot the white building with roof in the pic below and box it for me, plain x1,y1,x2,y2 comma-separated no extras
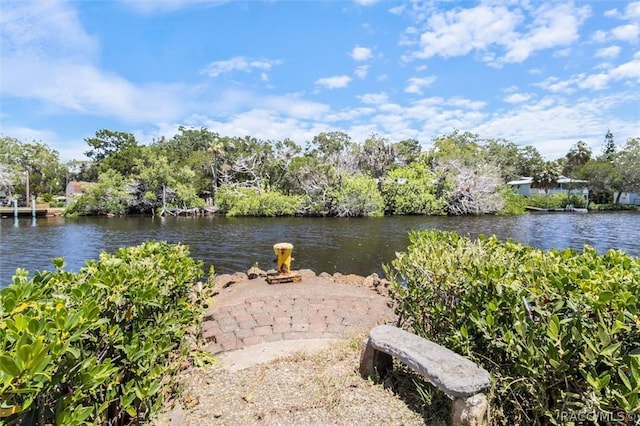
507,176,589,197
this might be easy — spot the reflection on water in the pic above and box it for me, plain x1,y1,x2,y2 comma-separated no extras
1,212,639,287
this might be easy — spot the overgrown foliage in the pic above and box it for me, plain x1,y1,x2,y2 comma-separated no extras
328,174,384,217
387,230,640,424
380,163,446,215
527,193,588,209
3,130,638,216
215,185,303,217
0,242,212,425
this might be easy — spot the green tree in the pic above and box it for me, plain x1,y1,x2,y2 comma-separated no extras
600,129,616,162
514,145,544,178
328,174,384,217
393,139,421,166
271,138,302,193
66,169,131,215
484,139,521,182
0,137,64,202
614,137,640,202
66,159,98,182
156,126,219,164
532,161,562,195
285,155,335,214
221,136,275,194
356,133,394,178
134,150,203,213
380,163,446,215
84,129,141,176
564,140,592,175
430,130,484,166
307,131,356,173
206,136,225,200
576,160,616,204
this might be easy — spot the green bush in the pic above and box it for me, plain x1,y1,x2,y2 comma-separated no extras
328,174,384,217
0,242,212,425
386,230,640,424
380,164,447,215
65,171,131,216
498,186,527,215
215,185,303,217
589,203,636,211
527,193,587,209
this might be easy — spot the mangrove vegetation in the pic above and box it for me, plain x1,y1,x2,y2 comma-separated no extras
0,129,639,217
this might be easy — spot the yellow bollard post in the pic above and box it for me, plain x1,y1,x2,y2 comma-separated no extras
267,242,302,284
274,242,294,274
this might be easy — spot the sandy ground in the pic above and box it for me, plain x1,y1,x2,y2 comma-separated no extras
153,338,450,426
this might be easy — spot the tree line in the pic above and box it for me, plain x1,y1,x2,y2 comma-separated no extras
0,128,638,216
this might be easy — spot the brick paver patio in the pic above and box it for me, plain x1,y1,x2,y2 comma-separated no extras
202,272,396,354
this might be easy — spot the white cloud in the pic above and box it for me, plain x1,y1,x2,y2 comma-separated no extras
201,57,282,78
536,52,640,95
404,76,436,94
324,108,375,122
611,24,640,43
592,30,609,43
604,8,619,18
0,1,97,61
0,1,188,123
578,73,610,90
359,93,388,104
355,65,370,79
475,93,640,159
314,75,352,89
625,2,640,19
2,55,188,122
414,5,521,60
610,55,640,80
504,93,531,104
351,46,372,61
118,0,227,14
595,45,621,59
353,0,378,6
260,96,330,119
389,5,405,15
409,3,589,67
500,3,589,65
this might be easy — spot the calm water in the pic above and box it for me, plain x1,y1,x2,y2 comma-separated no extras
1,212,639,287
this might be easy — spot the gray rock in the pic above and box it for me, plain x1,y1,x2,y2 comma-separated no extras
452,393,488,426
247,266,266,279
215,272,249,289
298,269,317,278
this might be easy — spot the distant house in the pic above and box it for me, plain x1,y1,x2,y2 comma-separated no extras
507,176,589,197
614,192,640,205
65,181,95,202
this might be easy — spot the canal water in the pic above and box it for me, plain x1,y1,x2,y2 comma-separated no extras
1,212,639,287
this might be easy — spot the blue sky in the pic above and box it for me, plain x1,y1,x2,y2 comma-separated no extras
1,0,639,162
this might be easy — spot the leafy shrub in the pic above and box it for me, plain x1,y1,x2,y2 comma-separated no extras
497,186,527,215
65,170,131,216
527,193,588,209
386,230,640,424
589,203,636,211
380,164,447,215
39,194,53,203
328,174,384,217
0,242,212,425
215,185,303,217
